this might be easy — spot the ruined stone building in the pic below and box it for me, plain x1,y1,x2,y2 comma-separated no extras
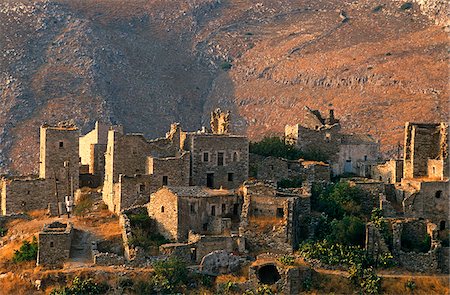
149,186,243,263
37,221,73,267
102,109,248,213
1,123,80,215
149,181,311,262
371,122,449,225
371,159,403,184
149,186,241,242
239,180,311,253
365,122,449,273
102,123,189,213
249,154,331,185
403,122,448,180
79,121,123,183
366,218,447,273
285,106,380,176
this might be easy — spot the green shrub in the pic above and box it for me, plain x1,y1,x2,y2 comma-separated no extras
405,278,416,293
378,252,396,268
244,285,274,295
312,181,364,220
298,240,366,267
151,257,189,293
250,137,303,160
12,236,38,263
250,136,328,161
401,232,431,253
50,277,109,295
400,2,413,10
128,213,170,250
328,215,366,247
221,62,232,70
217,281,238,294
278,255,295,266
73,197,93,217
372,5,383,12
0,226,6,237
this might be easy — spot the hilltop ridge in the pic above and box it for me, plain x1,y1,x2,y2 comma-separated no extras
0,0,448,174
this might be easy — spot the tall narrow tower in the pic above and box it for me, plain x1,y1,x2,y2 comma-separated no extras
39,122,80,198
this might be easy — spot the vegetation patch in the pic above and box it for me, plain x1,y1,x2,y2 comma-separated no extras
128,213,170,254
400,2,413,10
50,277,110,295
250,136,328,161
73,194,93,217
277,178,302,188
12,237,38,263
221,61,233,70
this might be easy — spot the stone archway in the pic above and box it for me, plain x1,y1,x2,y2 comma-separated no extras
256,264,281,285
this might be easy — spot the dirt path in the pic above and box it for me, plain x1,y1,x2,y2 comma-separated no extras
67,229,92,267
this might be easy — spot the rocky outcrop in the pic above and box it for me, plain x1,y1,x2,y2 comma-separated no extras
410,0,449,26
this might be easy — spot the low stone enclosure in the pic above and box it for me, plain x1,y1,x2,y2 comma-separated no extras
366,218,449,273
37,221,73,267
235,253,313,295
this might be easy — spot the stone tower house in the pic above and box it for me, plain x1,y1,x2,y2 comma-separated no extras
39,122,80,199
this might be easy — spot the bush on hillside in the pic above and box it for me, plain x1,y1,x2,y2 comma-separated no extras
12,236,38,263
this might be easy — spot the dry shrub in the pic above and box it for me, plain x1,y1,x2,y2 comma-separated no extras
0,273,35,295
382,276,449,295
248,216,283,230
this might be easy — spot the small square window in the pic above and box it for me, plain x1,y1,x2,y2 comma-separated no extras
203,152,209,162
162,176,168,186
228,173,234,182
59,141,64,148
276,208,284,218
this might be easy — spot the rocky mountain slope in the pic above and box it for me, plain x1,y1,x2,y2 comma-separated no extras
0,0,448,174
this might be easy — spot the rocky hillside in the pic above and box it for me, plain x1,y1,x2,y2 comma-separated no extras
0,0,448,174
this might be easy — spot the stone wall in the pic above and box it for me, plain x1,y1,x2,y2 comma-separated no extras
249,154,331,184
371,160,403,183
247,255,313,295
239,181,311,253
285,108,380,176
149,187,241,242
0,177,54,215
403,122,448,179
401,179,449,224
392,219,441,273
186,133,248,189
147,188,179,241
194,235,234,262
249,154,289,182
92,251,126,266
37,221,73,267
102,125,183,212
146,151,190,187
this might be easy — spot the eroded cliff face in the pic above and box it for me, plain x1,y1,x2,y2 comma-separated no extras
0,0,448,174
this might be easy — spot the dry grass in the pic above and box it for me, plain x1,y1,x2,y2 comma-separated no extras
381,276,449,295
0,273,36,295
309,271,354,294
216,274,247,284
248,216,283,230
